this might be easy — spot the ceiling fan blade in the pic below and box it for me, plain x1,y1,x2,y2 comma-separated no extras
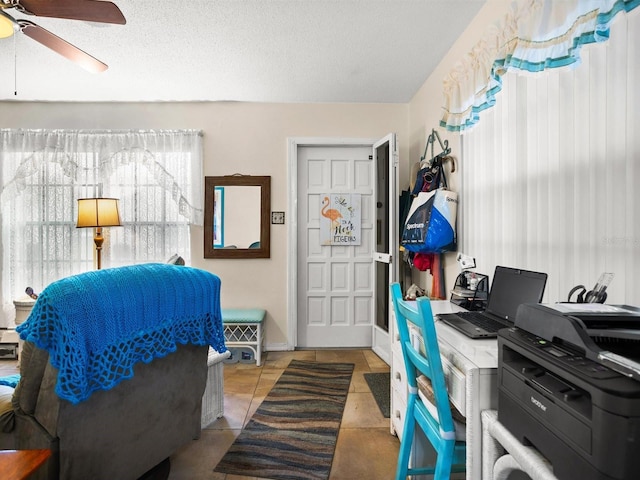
19,21,108,73
18,0,126,25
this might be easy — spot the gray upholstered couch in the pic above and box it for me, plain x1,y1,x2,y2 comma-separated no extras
0,340,208,479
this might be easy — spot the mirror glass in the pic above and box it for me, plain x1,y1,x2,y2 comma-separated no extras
204,176,270,258
220,186,261,248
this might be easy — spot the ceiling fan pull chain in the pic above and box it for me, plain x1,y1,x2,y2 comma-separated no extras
13,31,17,96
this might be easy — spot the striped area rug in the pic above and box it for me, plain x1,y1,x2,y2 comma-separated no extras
214,359,354,480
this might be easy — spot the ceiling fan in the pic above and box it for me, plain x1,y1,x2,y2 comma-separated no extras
0,0,125,73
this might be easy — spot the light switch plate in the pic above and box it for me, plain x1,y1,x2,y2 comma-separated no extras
271,211,285,224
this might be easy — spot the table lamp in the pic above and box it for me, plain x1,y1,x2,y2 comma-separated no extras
76,198,122,269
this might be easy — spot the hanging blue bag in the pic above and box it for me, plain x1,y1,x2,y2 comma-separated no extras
401,188,458,253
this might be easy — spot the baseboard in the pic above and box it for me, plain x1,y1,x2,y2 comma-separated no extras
264,342,291,352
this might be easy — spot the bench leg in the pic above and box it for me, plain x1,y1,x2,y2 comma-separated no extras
256,323,262,366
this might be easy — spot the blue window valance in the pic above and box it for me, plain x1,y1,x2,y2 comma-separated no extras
440,0,640,132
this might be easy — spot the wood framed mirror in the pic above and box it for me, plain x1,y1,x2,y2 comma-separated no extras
204,175,271,259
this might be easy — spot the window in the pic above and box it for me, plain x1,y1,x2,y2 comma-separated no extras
460,10,639,305
0,129,203,326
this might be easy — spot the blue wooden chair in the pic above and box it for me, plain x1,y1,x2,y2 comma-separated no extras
390,282,466,480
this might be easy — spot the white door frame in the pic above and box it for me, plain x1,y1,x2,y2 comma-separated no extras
287,137,378,349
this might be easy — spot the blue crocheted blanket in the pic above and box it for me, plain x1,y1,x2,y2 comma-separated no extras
17,264,227,404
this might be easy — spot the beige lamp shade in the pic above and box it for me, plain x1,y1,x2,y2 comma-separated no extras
76,198,121,228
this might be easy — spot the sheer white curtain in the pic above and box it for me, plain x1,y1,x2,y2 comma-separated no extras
0,129,203,325
460,10,639,305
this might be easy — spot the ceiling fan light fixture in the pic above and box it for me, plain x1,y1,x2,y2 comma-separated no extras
0,11,16,39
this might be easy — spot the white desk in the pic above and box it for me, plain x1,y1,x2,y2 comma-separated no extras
432,301,499,480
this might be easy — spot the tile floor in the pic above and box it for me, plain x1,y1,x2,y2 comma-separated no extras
0,358,18,378
0,348,400,480
169,349,400,480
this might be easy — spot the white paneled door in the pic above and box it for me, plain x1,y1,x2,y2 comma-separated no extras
294,135,397,352
297,145,375,348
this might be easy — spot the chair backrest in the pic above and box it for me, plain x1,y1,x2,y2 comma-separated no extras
390,283,455,436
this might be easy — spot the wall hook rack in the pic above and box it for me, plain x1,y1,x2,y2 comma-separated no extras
420,128,455,172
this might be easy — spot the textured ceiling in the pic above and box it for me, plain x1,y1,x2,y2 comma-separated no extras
0,0,485,103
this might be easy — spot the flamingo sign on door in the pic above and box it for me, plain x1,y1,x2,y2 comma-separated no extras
320,193,361,246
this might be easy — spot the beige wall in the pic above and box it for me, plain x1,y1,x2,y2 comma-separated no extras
0,101,408,348
407,0,511,294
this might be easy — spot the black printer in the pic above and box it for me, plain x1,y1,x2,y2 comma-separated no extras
498,303,640,480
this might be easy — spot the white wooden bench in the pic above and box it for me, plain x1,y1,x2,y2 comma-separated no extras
221,308,266,366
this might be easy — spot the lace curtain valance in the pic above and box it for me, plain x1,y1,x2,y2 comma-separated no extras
0,129,204,225
440,0,640,132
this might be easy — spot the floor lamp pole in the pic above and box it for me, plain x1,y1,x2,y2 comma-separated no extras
94,227,104,270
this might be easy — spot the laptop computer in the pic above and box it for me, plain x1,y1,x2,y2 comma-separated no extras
438,266,548,339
